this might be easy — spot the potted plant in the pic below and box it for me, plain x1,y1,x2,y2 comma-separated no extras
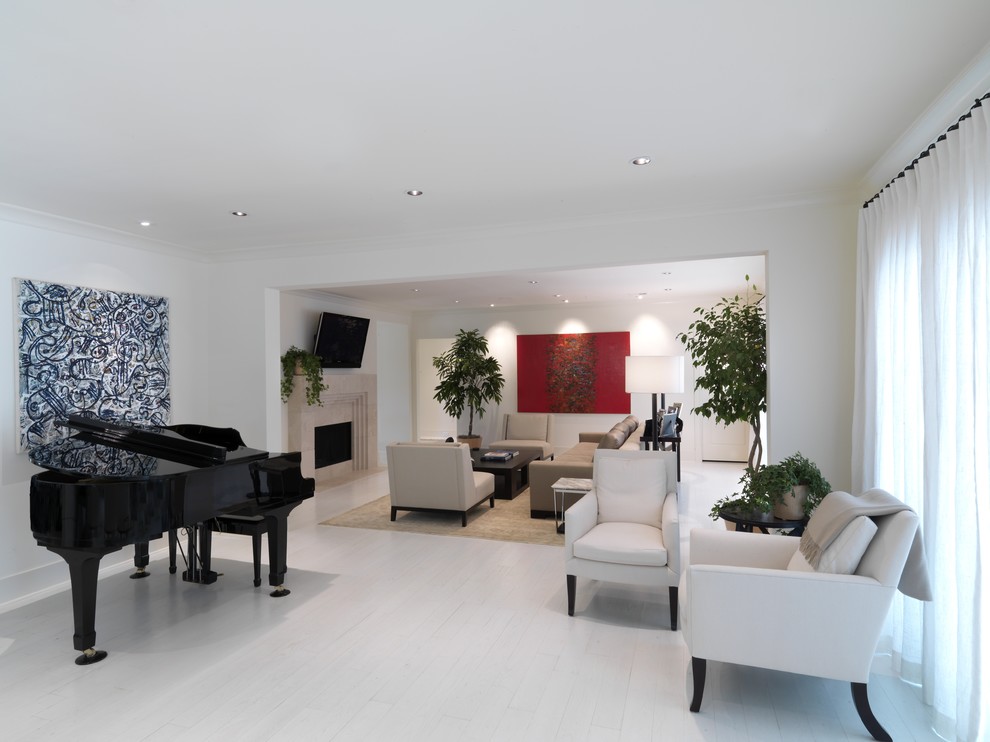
709,452,832,522
677,276,766,469
432,329,505,449
280,346,329,406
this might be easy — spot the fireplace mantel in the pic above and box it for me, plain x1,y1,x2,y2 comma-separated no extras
286,373,377,485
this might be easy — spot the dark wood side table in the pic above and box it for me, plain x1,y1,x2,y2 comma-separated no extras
718,507,806,536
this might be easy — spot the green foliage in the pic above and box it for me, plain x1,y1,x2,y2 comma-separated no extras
677,276,766,469
280,346,329,406
432,329,505,437
709,451,832,521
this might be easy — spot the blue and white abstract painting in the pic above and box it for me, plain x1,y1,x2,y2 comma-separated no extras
17,278,171,450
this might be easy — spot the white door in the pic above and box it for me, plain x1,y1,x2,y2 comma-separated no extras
701,417,750,462
416,338,457,441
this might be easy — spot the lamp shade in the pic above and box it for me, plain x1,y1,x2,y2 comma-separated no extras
625,356,684,394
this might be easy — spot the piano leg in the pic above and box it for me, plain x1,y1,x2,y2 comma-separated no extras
47,546,116,665
130,542,151,579
168,529,177,574
263,507,292,597
182,523,218,584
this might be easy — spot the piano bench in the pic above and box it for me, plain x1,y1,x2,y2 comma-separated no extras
210,515,268,587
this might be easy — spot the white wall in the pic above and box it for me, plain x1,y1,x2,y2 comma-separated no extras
0,216,209,608
277,291,411,464
204,198,857,496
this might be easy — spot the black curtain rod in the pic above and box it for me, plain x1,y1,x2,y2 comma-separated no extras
863,91,990,209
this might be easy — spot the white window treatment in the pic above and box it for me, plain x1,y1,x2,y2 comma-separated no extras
854,98,989,742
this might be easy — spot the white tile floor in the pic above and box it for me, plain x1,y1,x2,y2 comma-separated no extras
0,461,939,741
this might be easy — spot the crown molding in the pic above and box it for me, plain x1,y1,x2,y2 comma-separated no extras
0,203,206,262
860,41,990,200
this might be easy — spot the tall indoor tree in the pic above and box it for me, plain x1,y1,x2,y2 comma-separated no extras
432,329,505,444
677,277,767,469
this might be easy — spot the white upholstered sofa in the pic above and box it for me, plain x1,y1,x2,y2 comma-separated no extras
386,442,495,527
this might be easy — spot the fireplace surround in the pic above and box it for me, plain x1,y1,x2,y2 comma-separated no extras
285,373,377,485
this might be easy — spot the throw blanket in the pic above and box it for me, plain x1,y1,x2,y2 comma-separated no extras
799,488,933,601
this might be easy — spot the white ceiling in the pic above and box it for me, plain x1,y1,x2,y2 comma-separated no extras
2,2,989,309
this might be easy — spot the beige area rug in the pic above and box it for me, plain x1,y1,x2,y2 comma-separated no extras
320,488,563,547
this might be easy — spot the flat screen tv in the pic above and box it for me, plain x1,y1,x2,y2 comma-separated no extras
313,312,370,368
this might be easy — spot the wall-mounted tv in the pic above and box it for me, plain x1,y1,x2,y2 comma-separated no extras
313,312,370,368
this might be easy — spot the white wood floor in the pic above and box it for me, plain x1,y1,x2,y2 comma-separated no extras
1,461,940,741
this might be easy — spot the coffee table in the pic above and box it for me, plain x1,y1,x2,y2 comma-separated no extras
470,448,540,500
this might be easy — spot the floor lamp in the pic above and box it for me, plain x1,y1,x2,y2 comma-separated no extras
625,356,685,451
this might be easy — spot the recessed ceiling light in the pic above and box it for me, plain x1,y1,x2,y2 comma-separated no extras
637,293,646,300
631,157,651,166
406,190,423,196
139,221,152,227
489,303,495,308
662,271,671,275
411,288,419,292
554,294,562,298
529,280,539,284
664,288,673,292
231,211,248,217
563,299,569,303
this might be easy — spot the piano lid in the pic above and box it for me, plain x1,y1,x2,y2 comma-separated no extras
28,414,234,476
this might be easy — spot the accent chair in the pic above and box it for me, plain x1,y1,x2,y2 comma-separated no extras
386,442,495,527
564,448,680,629
680,489,931,742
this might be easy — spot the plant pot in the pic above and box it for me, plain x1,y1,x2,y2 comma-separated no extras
459,435,482,450
774,484,809,520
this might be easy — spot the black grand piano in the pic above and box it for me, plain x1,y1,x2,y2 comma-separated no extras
28,414,315,665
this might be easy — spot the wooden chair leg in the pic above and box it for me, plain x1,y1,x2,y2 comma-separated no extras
668,586,679,630
566,574,576,616
851,682,892,741
689,657,706,712
390,506,397,522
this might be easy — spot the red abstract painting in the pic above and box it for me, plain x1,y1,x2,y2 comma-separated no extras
517,332,631,413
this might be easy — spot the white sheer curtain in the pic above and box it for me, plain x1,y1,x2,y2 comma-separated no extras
854,98,989,742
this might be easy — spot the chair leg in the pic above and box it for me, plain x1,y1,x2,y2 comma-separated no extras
668,586,678,630
390,506,397,522
566,574,576,616
689,657,706,712
851,682,892,741
462,512,468,527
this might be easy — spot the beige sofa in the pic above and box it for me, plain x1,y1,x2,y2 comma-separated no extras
528,415,642,518
489,413,554,460
386,442,496,526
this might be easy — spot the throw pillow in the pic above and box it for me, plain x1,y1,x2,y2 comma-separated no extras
787,515,878,574
596,454,667,526
597,431,623,449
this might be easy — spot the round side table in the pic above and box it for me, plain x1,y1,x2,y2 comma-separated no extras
718,507,806,536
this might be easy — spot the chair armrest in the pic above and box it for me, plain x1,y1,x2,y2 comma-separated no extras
684,565,894,681
578,432,605,443
564,491,599,557
661,490,680,575
689,528,799,570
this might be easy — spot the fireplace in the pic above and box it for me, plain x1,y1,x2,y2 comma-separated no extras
285,373,377,485
315,422,352,468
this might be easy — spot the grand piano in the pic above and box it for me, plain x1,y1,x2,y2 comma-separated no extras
28,414,315,665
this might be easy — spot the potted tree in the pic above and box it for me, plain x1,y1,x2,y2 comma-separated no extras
677,276,766,469
710,451,832,522
280,346,329,406
432,329,505,449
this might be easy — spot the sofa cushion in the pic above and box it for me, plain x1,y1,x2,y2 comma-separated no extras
573,521,667,566
596,454,666,526
787,515,878,574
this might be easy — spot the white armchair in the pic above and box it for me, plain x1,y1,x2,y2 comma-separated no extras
489,413,554,460
386,442,495,527
681,490,931,742
564,449,680,629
